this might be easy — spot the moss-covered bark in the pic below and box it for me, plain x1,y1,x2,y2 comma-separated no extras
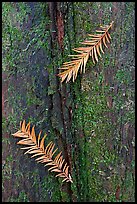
2,2,135,202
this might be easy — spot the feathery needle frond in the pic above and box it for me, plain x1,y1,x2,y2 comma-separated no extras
12,120,73,183
57,21,114,83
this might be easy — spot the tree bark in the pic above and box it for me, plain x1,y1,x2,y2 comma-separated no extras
2,2,135,202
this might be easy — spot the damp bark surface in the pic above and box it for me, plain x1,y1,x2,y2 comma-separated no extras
2,2,135,202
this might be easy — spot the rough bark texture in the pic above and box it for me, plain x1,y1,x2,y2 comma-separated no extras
2,2,135,202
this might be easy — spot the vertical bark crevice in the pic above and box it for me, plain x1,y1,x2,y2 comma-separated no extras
48,2,74,201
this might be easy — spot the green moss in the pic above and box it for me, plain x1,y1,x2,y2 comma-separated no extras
47,176,62,202
9,191,29,202
60,191,69,202
2,159,12,180
2,116,7,133
39,174,63,202
2,2,29,73
71,60,121,201
121,170,135,202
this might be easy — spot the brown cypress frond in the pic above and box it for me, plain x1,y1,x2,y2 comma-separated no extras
12,120,73,183
57,21,114,83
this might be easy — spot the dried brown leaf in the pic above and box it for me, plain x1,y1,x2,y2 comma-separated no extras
55,173,66,178
94,46,98,62
51,169,62,173
58,21,114,82
107,32,111,39
62,177,69,183
40,134,46,151
96,44,102,58
12,121,73,183
103,36,108,48
105,33,110,43
91,48,96,64
31,126,37,143
99,41,104,54
12,131,28,138
21,120,26,132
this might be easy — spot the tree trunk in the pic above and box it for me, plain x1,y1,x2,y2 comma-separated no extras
2,2,135,202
